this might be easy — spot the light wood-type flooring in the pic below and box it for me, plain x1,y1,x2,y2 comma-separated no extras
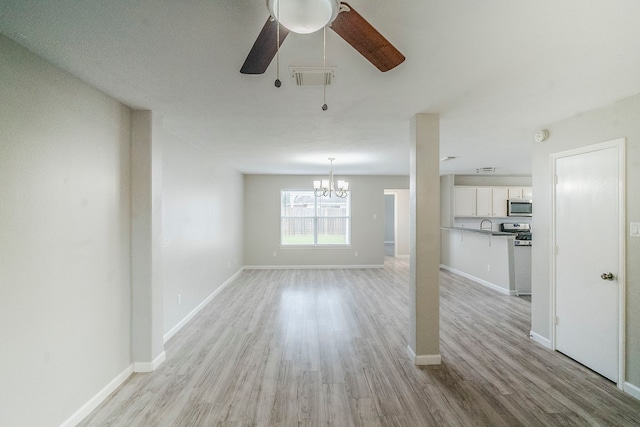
80,258,640,426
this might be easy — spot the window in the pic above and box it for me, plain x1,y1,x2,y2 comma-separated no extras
281,190,351,246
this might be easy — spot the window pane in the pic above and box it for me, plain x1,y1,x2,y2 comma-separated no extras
317,218,349,245
281,217,315,245
281,191,315,217
280,190,350,246
316,193,349,217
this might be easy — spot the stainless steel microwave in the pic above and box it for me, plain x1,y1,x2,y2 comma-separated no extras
507,199,533,217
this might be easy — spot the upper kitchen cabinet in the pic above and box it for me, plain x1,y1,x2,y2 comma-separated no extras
508,187,533,199
477,187,509,217
492,188,509,217
454,186,477,216
453,186,530,217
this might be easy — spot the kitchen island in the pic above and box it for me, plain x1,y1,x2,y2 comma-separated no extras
440,227,516,295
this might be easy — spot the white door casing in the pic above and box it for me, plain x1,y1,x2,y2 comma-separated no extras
551,138,625,386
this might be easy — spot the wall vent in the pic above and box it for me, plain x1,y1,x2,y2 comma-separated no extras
476,167,496,174
290,67,336,86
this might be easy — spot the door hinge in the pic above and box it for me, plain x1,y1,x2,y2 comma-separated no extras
555,316,559,326
554,245,558,255
555,175,559,185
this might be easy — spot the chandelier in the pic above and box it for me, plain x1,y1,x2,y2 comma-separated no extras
313,157,349,198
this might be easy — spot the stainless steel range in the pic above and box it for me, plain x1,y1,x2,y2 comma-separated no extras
500,223,532,296
500,223,532,246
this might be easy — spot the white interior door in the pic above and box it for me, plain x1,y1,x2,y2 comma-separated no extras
554,141,623,383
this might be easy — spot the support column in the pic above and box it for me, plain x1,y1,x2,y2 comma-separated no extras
131,110,165,371
407,113,441,365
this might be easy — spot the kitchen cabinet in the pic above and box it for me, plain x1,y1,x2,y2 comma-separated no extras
454,186,476,216
492,187,509,217
480,187,509,217
454,186,529,217
475,188,493,217
508,187,533,199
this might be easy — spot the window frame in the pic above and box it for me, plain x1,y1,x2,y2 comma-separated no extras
280,189,351,247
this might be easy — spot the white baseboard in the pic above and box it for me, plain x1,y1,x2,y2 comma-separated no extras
406,345,441,366
244,264,384,270
624,382,640,400
60,364,133,427
440,265,515,296
133,351,166,373
164,268,245,343
529,331,552,348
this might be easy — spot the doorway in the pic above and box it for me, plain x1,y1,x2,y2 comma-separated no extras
384,194,395,256
384,190,410,258
551,138,625,386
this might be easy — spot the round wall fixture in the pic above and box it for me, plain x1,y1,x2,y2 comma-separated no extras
534,129,549,142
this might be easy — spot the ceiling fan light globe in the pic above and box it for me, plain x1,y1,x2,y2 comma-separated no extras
268,0,339,34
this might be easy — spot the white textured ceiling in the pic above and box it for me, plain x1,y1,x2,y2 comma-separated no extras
2,0,640,175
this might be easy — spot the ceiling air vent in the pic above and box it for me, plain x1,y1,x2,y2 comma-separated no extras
290,67,336,86
476,167,496,174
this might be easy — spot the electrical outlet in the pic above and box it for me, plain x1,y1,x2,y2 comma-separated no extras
273,251,277,257
487,264,491,272
631,222,640,237
227,261,231,269
355,251,359,257
177,294,181,305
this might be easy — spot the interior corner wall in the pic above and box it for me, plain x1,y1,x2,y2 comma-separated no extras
531,93,640,388
243,175,409,266
0,35,132,426
162,136,244,335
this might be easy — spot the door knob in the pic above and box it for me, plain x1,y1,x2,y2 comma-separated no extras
600,272,614,281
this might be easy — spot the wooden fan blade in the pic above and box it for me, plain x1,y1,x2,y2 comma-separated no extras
240,17,290,74
330,3,405,72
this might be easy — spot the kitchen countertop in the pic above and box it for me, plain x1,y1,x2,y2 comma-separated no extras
440,227,515,236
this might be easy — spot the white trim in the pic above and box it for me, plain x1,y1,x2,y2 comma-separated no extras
244,264,384,270
550,138,626,389
406,345,441,365
163,268,245,343
440,265,515,296
395,255,410,259
133,351,166,373
529,331,552,349
624,382,640,400
60,364,133,427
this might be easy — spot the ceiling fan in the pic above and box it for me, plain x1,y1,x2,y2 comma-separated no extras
240,0,405,75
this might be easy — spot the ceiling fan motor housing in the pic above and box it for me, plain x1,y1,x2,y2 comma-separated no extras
267,0,341,34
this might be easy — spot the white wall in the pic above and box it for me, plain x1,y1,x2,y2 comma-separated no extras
0,36,132,426
454,175,532,186
531,93,640,390
441,229,515,294
162,135,244,335
244,175,409,266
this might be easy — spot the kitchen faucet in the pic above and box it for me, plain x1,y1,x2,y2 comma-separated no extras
480,219,493,231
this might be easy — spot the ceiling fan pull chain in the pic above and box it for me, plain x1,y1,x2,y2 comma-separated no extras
322,26,328,111
274,2,282,88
